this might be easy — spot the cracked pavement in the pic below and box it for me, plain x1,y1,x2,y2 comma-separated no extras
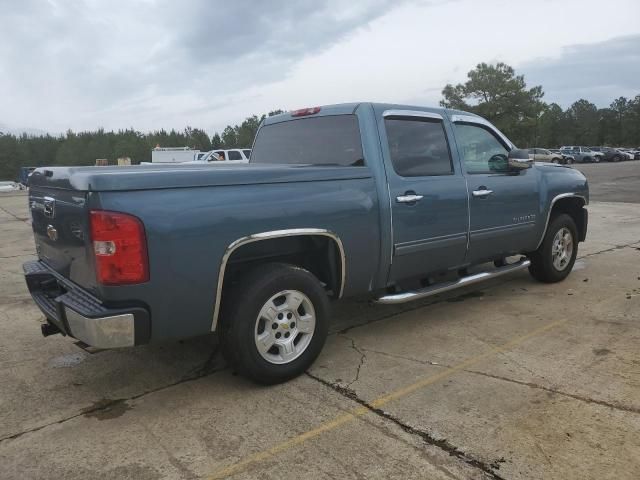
1,178,640,479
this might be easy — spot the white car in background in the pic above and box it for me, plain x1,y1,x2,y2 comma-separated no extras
0,181,21,192
201,149,251,163
617,149,635,160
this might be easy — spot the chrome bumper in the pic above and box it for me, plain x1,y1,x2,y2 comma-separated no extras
65,309,135,348
23,260,148,348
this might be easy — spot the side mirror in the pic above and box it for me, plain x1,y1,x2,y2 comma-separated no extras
507,149,532,171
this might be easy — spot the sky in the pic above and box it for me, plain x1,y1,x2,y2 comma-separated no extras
1,0,639,136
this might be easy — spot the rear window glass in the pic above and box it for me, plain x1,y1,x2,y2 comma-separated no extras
227,150,242,161
251,115,364,166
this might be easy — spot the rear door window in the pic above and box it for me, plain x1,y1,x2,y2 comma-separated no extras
251,115,364,166
384,118,453,176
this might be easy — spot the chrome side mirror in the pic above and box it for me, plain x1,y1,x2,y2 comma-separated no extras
508,149,532,171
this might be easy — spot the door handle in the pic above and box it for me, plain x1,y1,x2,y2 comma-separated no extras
396,194,424,203
472,188,493,198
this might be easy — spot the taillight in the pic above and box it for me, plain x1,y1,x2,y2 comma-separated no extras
291,106,321,117
89,210,149,285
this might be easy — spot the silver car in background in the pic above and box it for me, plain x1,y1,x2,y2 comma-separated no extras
560,146,602,163
528,148,565,164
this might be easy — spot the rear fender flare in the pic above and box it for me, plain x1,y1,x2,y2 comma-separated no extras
210,228,345,331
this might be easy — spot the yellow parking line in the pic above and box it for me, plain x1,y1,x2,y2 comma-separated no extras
208,318,568,479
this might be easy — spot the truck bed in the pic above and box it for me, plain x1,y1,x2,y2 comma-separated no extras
29,164,372,192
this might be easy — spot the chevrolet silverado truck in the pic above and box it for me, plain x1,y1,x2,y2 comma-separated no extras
24,103,589,384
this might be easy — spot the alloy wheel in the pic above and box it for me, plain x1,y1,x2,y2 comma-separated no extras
254,290,316,364
552,227,574,271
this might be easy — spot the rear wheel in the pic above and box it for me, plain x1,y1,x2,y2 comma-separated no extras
528,214,578,283
220,263,330,384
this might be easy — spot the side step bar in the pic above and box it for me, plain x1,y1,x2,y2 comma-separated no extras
376,258,531,305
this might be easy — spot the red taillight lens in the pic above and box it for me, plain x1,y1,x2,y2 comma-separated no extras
89,210,149,285
291,106,321,117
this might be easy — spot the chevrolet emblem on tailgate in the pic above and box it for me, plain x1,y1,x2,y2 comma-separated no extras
43,197,55,218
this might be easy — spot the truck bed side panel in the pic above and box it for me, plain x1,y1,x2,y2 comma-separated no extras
95,177,380,341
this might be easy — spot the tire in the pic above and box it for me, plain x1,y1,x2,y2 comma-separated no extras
612,155,621,162
220,263,330,384
551,157,560,164
528,213,578,283
565,157,573,165
590,156,599,163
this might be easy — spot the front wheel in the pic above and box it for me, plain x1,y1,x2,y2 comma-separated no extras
220,263,330,384
528,214,578,283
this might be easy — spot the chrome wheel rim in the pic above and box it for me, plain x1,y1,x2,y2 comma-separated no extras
254,290,316,365
552,227,573,271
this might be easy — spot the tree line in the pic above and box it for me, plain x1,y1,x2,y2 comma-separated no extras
0,110,284,180
440,62,640,149
1,62,639,181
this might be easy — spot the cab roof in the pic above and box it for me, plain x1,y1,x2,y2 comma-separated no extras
262,102,478,126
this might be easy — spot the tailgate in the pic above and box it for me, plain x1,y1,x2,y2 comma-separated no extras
29,186,97,291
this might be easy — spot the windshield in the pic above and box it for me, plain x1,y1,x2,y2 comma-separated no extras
251,115,364,166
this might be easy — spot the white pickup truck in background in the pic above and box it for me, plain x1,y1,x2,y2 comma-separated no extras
148,148,250,165
200,149,251,163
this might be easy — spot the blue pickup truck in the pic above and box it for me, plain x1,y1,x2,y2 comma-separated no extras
24,103,588,383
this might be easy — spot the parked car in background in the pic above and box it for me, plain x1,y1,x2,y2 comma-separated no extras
549,149,575,164
200,149,251,163
0,181,21,193
23,102,589,384
617,148,637,160
560,146,601,163
528,148,564,164
590,147,626,162
217,149,251,162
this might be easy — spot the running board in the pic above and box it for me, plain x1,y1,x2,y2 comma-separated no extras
376,258,531,305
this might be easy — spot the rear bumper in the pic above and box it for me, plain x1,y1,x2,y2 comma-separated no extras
23,260,150,348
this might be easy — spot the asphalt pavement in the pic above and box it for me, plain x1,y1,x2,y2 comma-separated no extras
574,161,640,203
